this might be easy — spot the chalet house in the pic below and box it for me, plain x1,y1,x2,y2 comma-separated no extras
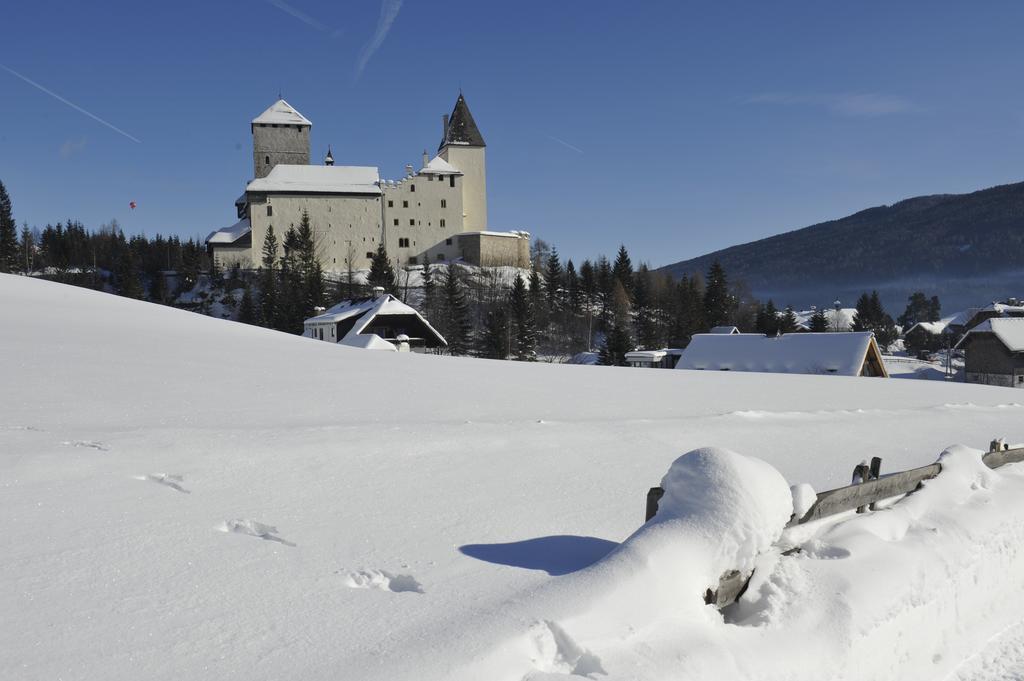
954,318,1024,388
303,288,446,352
675,331,888,377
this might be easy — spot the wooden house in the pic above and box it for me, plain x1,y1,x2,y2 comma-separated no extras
954,318,1024,388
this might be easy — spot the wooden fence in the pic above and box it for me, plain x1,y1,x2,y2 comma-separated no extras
644,439,1024,609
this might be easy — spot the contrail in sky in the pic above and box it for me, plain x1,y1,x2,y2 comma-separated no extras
265,0,342,37
0,63,142,143
548,135,584,154
355,0,403,80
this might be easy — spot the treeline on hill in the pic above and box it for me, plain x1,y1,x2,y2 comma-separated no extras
1,179,941,364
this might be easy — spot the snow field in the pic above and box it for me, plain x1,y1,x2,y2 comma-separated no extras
2,273,1024,680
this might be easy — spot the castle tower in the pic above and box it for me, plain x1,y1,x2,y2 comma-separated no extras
251,99,311,179
438,93,487,231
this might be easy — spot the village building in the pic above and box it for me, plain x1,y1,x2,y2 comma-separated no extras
674,331,888,377
952,300,1024,336
624,349,685,369
708,326,740,335
206,94,530,272
954,317,1024,388
303,287,446,353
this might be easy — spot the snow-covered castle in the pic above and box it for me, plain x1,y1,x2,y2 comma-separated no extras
206,94,530,271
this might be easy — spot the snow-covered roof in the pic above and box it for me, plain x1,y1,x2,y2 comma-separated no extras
246,165,382,195
418,155,462,175
676,331,883,376
955,318,1024,352
905,320,949,336
709,326,740,335
205,218,251,245
252,99,311,127
625,350,668,361
304,294,446,349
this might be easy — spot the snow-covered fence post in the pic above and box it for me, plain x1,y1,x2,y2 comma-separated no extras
868,457,882,511
852,461,871,513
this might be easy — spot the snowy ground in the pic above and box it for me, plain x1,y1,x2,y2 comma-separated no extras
2,274,1024,681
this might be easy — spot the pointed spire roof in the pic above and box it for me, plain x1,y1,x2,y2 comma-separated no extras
252,99,312,127
324,146,335,166
438,93,485,150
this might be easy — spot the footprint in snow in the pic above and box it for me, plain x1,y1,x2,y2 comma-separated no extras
219,519,296,547
62,440,109,451
135,473,190,494
340,569,423,593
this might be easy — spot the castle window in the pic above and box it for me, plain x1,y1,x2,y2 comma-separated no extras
399,238,410,248
265,156,270,165
403,200,408,208
366,251,374,259
449,176,455,187
388,200,393,208
393,219,399,226
441,199,447,208
410,184,415,192
445,238,452,245
409,257,418,265
409,219,415,226
437,253,446,261
440,219,446,228
266,205,273,217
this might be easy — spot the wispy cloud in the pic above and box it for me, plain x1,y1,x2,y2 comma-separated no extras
354,0,403,81
548,135,584,154
265,0,342,37
0,64,142,143
59,137,88,159
747,92,917,117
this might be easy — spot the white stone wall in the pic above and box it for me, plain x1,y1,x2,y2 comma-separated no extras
248,193,384,271
439,146,487,231
380,173,464,266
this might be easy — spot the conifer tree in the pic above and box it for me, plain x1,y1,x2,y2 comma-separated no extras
238,283,257,324
599,280,634,365
852,290,898,348
367,242,397,294
278,226,306,332
296,210,325,314
441,263,472,355
669,274,705,345
421,262,435,318
779,305,800,334
612,245,633,297
565,260,581,316
508,272,537,361
809,307,830,332
0,180,17,273
633,264,660,348
703,260,732,328
19,225,33,273
477,307,510,359
259,225,279,328
595,256,614,329
544,247,563,311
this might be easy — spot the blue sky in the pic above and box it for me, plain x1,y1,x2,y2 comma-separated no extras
2,1,1023,267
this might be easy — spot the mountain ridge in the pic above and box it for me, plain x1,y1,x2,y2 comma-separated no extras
658,181,1024,310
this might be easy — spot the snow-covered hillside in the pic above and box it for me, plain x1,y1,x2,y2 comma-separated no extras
2,274,1024,681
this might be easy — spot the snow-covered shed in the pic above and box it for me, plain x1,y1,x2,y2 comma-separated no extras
675,331,888,377
955,317,1024,388
304,289,446,352
625,348,685,369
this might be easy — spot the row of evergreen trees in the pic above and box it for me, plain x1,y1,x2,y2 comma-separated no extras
1,178,937,363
